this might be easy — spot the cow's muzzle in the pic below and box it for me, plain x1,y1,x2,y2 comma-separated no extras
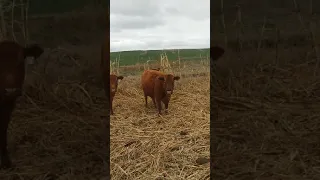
166,90,173,95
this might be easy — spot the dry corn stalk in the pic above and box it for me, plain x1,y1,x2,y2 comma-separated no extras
110,57,120,75
144,59,157,70
0,0,29,42
160,52,173,73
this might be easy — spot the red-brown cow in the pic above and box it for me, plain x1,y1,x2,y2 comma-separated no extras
141,69,180,115
109,74,123,115
211,46,225,61
0,40,44,169
100,41,124,115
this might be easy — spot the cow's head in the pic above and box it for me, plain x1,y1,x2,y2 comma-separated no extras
110,74,124,93
158,74,180,95
24,44,44,64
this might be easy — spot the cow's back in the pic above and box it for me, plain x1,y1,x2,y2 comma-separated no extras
141,70,164,97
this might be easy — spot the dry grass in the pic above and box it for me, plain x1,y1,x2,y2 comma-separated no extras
0,38,209,179
212,48,320,179
110,63,210,179
0,9,109,178
211,0,320,178
0,45,109,179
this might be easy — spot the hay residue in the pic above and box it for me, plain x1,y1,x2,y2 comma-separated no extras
110,70,210,179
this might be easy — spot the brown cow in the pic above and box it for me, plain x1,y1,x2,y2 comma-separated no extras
211,46,225,61
141,69,180,115
100,40,111,114
100,41,124,115
0,40,44,169
109,74,123,115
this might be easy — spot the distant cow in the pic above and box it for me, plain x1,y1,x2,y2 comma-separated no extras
0,40,44,169
100,41,124,115
141,69,180,115
109,74,123,115
211,46,225,61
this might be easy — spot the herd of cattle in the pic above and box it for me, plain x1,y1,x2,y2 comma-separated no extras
0,40,224,169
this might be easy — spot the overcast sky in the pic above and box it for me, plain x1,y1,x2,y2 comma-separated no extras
110,0,210,52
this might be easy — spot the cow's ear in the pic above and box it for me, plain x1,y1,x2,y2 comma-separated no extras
117,76,124,80
158,76,165,81
174,76,180,81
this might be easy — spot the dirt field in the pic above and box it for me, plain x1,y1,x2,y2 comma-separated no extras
0,6,212,179
0,8,110,180
212,51,320,179
212,0,320,179
110,66,210,179
3,0,320,179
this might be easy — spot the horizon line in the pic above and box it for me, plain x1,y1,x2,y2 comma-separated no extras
110,47,210,53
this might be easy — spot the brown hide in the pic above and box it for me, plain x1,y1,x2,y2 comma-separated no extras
109,74,123,115
100,40,124,115
0,40,43,169
141,70,180,115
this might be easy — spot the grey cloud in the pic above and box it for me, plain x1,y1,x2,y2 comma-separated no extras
111,0,162,17
164,7,180,15
110,0,210,52
110,26,122,33
111,15,165,31
164,8,209,21
162,0,209,21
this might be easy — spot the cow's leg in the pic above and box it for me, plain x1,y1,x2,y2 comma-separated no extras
155,98,162,115
0,100,15,169
144,94,148,108
162,96,169,114
164,102,169,114
152,97,157,108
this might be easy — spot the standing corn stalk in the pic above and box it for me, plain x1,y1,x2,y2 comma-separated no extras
160,52,172,74
0,0,7,40
21,0,29,45
0,0,29,43
110,57,120,75
177,49,181,77
144,59,154,71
